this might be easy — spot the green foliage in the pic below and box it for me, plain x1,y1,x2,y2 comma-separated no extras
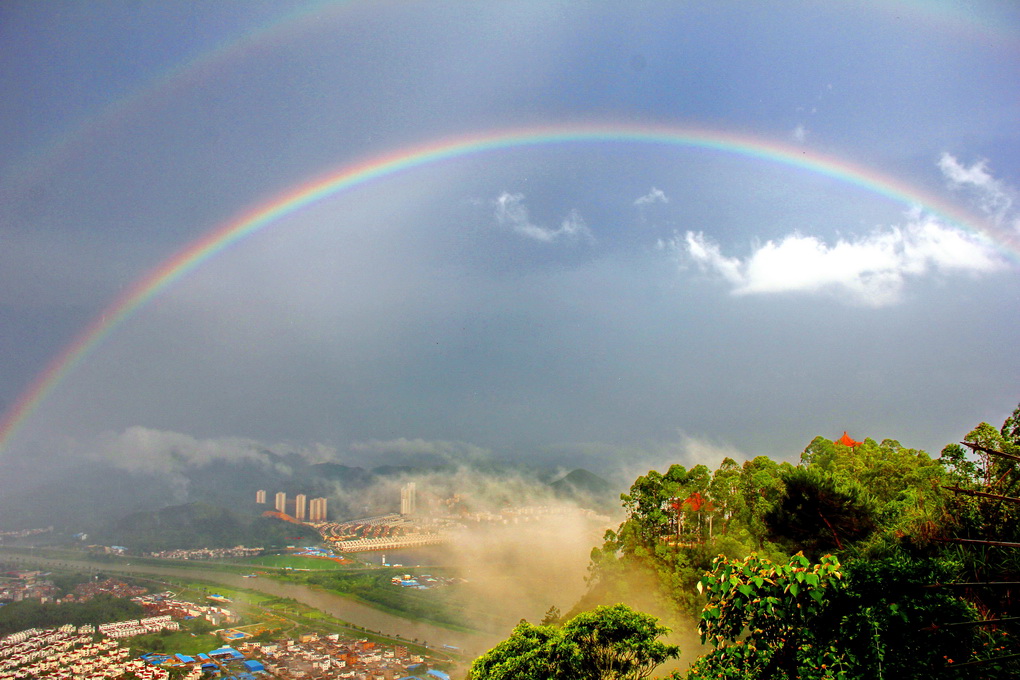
936,404,1020,625
764,467,879,559
688,552,847,679
585,456,792,618
830,556,977,676
684,552,978,680
470,604,678,680
471,620,563,680
541,605,562,625
98,501,319,552
577,408,1020,675
0,593,145,636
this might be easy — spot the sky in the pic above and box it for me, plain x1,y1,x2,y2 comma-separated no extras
1,1,1018,491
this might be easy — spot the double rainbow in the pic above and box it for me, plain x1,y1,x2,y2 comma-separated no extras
0,123,1010,453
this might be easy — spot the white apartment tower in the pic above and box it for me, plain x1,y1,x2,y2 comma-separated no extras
275,491,287,514
308,497,328,522
256,489,266,504
400,482,416,516
295,494,307,521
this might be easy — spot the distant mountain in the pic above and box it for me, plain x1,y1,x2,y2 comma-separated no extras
0,464,177,532
371,464,457,477
550,468,618,510
310,462,375,487
96,501,319,553
0,450,623,538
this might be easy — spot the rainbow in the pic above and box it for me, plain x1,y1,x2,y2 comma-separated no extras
1,1,354,192
0,122,1012,453
4,1,1016,194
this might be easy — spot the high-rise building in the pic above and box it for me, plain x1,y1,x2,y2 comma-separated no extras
400,482,416,516
256,489,266,504
275,491,287,514
308,497,328,522
295,494,307,521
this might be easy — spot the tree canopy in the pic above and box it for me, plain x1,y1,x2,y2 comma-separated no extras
470,604,679,680
472,401,1020,678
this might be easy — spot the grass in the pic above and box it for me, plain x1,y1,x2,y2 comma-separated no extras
129,628,223,657
275,567,489,634
236,554,351,570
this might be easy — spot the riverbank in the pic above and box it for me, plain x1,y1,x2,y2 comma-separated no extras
0,547,498,657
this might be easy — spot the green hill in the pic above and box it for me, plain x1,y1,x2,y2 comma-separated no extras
97,501,319,553
550,468,617,510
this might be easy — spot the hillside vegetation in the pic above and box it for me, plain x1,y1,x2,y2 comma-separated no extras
96,501,319,552
472,403,1020,679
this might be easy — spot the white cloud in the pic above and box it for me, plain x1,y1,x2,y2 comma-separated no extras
676,432,748,468
939,153,1016,229
792,124,808,143
494,192,594,243
669,214,1003,307
634,186,669,206
571,433,750,488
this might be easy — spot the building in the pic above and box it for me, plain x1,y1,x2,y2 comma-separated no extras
275,492,287,514
400,482,416,516
308,497,328,522
836,431,862,447
294,494,307,521
255,490,266,504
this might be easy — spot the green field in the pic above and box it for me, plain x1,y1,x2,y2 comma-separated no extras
129,628,224,657
237,554,352,570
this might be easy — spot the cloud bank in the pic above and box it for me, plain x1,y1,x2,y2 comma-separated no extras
664,154,1015,307
671,218,1001,307
91,426,343,479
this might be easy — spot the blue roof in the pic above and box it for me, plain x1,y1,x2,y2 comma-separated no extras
427,671,451,680
209,646,244,659
243,660,265,672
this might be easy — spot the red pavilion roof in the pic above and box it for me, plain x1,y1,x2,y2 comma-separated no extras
837,431,862,447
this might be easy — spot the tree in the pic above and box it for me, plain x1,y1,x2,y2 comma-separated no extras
938,405,1020,624
736,456,790,548
469,604,679,680
764,467,879,558
683,552,978,680
541,605,562,625
470,620,563,680
708,458,742,535
561,605,680,680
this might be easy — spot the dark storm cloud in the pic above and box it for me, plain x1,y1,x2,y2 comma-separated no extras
0,2,1017,491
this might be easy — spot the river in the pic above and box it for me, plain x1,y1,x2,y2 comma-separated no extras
0,549,498,657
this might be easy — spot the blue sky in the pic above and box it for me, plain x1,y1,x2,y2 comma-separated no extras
1,1,1018,486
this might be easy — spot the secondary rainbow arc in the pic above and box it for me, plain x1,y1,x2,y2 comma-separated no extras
0,122,1011,454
